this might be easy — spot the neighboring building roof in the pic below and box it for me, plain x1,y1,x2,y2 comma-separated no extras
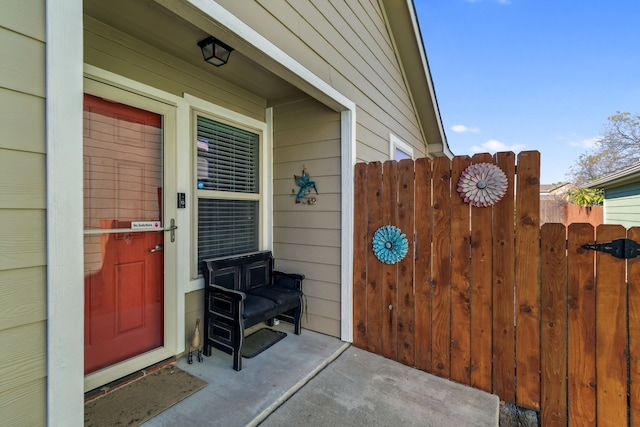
381,0,453,159
585,162,640,189
540,182,573,199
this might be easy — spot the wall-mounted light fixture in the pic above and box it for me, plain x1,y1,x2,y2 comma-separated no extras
197,36,234,67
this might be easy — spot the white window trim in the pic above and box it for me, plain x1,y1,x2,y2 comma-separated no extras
183,93,272,288
390,133,415,160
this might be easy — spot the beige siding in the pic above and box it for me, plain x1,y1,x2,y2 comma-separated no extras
216,0,429,161
0,0,47,424
84,16,267,122
273,98,342,337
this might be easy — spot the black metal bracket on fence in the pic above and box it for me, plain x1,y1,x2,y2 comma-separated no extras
582,238,640,259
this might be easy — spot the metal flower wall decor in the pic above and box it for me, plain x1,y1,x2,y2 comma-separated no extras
457,163,508,207
372,225,409,264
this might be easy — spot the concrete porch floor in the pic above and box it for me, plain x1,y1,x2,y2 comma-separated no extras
141,324,498,426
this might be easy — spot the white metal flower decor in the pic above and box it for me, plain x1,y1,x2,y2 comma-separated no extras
372,225,409,264
457,163,508,207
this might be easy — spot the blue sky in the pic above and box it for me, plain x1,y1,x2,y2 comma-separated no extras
415,0,640,184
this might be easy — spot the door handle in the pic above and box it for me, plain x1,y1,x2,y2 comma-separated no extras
164,218,177,242
149,244,164,253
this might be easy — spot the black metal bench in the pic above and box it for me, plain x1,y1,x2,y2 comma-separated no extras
203,251,304,371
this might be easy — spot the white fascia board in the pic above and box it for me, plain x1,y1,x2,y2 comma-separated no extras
46,0,85,425
184,0,355,113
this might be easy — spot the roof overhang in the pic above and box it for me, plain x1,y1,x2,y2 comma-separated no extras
381,0,452,159
586,163,640,189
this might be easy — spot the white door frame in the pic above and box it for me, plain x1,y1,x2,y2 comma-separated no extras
81,73,183,391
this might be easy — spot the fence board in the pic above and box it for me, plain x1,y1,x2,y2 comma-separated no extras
541,223,568,426
414,157,432,372
381,161,398,361
397,159,415,366
515,151,541,409
567,223,596,427
595,225,628,426
431,156,452,377
450,156,471,385
629,227,640,427
365,162,383,354
352,163,368,349
492,151,516,400
470,153,493,392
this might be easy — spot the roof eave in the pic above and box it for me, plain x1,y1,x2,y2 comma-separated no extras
381,0,452,159
586,163,640,189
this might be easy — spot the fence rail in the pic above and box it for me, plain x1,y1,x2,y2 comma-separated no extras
352,151,639,426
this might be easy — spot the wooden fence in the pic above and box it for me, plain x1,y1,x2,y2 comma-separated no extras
352,151,639,426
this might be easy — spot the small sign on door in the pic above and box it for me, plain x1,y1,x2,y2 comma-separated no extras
132,221,162,230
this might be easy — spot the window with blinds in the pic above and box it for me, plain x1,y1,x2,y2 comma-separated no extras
196,116,260,275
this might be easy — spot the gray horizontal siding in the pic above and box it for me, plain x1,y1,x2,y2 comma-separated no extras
604,182,640,227
0,0,47,423
216,0,429,161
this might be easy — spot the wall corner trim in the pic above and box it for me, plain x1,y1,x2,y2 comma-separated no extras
46,0,85,425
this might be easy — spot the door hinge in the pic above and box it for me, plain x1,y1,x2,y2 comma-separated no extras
582,238,640,260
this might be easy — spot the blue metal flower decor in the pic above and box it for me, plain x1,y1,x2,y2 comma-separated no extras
372,225,409,264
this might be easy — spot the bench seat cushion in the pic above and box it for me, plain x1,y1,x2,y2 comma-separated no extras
243,294,277,320
249,286,302,306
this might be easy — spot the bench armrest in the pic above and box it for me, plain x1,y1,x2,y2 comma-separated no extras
273,270,305,291
208,284,246,326
210,284,246,302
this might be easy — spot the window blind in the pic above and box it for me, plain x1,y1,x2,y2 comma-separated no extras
196,116,261,275
197,199,259,274
197,116,259,193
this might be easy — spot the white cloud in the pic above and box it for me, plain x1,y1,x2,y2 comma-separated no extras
470,139,526,153
451,124,480,133
567,137,600,149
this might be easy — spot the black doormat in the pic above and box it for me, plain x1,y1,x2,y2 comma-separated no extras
242,328,287,358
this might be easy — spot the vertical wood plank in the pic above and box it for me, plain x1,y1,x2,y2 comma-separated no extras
352,162,368,349
414,157,433,372
515,151,541,409
381,161,398,361
492,151,516,401
431,156,452,378
567,223,596,427
450,155,472,385
470,152,493,392
365,161,383,355
397,159,415,366
629,227,640,427
541,223,568,427
595,224,628,426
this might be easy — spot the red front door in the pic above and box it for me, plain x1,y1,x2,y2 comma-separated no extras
83,94,164,374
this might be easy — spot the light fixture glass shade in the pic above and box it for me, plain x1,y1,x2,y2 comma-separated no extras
198,36,233,67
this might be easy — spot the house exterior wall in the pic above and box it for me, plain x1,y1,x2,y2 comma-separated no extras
0,1,47,425
604,182,640,228
214,0,430,162
273,98,342,336
84,16,267,122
